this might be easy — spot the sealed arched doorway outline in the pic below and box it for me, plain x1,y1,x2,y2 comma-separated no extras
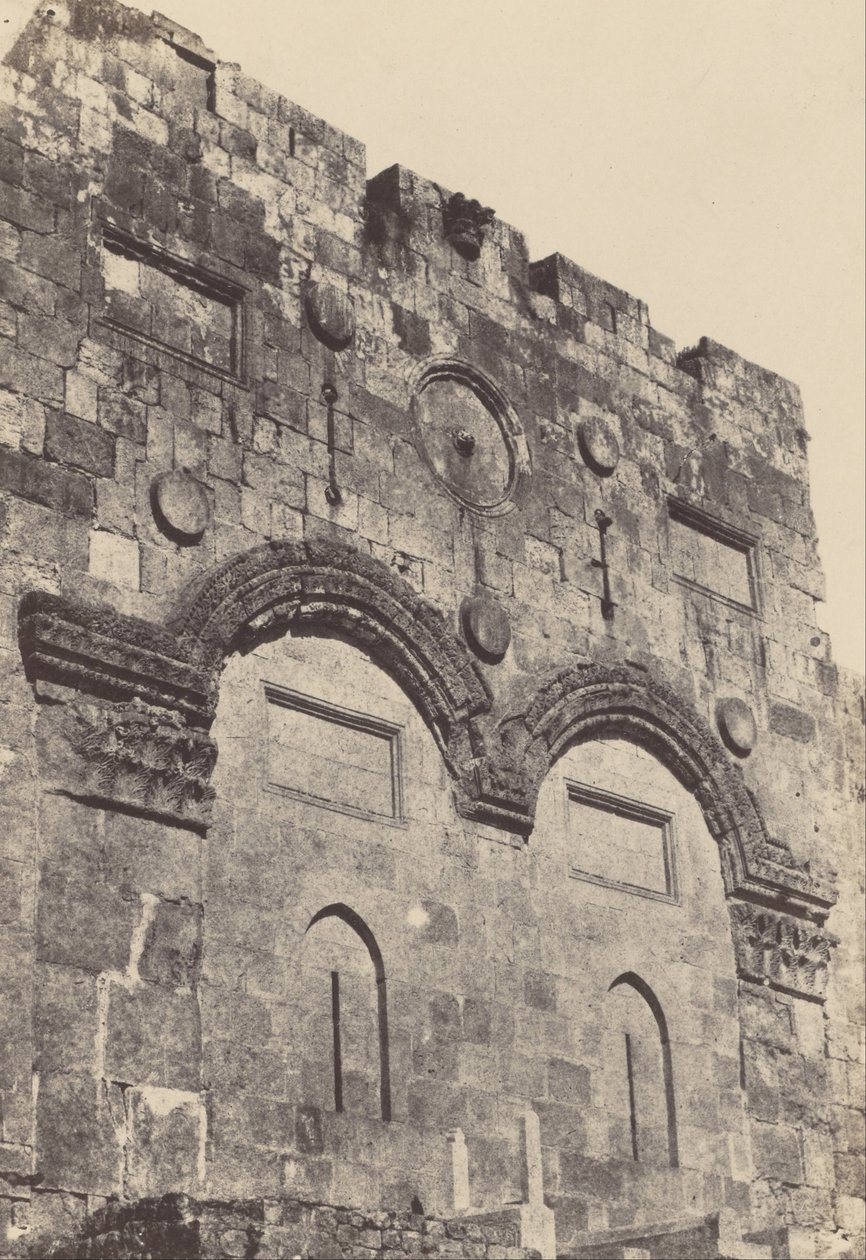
305,903,392,1122
608,971,679,1168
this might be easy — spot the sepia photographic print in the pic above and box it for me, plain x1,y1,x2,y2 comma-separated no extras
0,1,863,1256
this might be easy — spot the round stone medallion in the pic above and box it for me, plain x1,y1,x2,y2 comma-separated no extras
577,416,620,476
461,593,511,662
151,470,211,542
716,697,758,757
304,282,355,351
412,360,530,515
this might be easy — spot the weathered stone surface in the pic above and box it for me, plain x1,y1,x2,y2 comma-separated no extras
35,1074,122,1198
139,900,202,988
104,983,201,1091
44,410,115,478
304,282,356,351
125,1088,203,1200
151,469,212,542
33,1192,541,1259
33,964,99,1074
0,446,92,517
715,696,758,756
36,875,138,974
0,2,861,1254
769,701,817,743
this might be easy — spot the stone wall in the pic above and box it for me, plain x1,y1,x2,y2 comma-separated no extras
22,1192,540,1259
0,2,863,1258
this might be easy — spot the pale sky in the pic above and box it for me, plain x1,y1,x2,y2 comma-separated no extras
2,0,864,672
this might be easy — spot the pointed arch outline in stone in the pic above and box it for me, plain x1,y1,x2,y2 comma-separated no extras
483,661,835,916
169,538,492,790
305,902,392,1122
608,971,678,1169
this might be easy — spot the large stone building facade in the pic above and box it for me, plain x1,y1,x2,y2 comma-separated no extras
0,3,863,1257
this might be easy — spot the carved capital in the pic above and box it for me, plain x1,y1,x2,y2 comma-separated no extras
729,900,837,1000
35,695,217,829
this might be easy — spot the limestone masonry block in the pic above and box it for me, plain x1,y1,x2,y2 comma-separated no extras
0,1,862,1257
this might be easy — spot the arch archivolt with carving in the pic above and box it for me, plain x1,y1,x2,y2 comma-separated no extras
18,537,836,999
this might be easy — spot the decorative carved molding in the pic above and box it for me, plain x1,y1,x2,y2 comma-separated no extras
170,540,492,785
19,590,211,723
474,661,836,916
29,691,216,829
442,192,495,261
19,541,493,820
74,702,217,825
17,551,835,921
409,356,532,517
729,900,837,1000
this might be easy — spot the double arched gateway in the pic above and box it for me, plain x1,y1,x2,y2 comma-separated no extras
17,535,837,1235
19,536,836,938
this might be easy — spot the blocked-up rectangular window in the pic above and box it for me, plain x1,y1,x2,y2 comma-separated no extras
99,228,243,380
567,782,678,903
168,43,216,110
264,685,404,822
668,500,759,611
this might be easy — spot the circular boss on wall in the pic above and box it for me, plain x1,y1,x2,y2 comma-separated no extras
410,357,531,515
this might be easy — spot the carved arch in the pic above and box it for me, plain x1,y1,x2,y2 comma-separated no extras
169,538,491,784
17,545,837,991
477,661,835,915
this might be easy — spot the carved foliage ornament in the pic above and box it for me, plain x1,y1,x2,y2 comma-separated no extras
18,542,492,825
75,704,217,825
729,900,837,1000
18,542,835,932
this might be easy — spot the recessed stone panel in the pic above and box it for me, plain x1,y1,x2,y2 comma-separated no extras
265,684,404,822
668,500,758,611
567,782,678,902
100,227,243,380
